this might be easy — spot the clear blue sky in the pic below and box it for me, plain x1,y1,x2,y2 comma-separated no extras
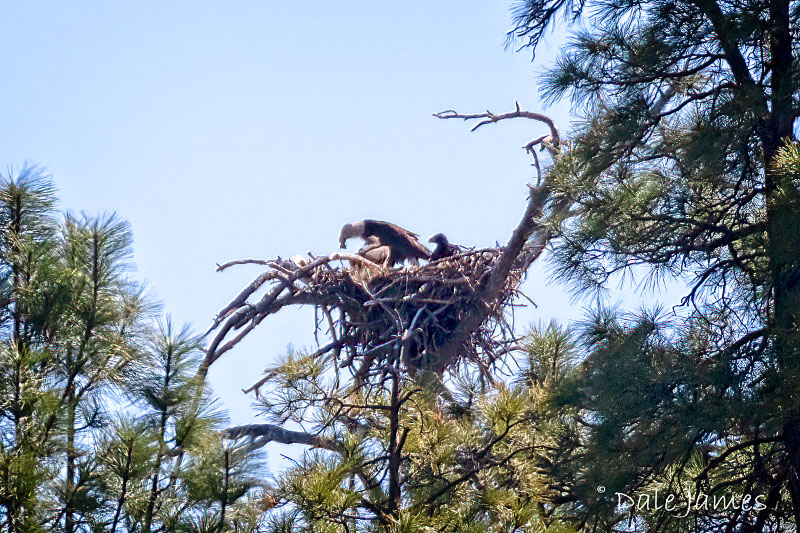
0,2,683,470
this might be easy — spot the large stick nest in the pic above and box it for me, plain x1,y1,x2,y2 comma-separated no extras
204,248,530,382
201,105,563,391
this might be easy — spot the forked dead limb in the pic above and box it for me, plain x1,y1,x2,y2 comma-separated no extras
434,102,562,180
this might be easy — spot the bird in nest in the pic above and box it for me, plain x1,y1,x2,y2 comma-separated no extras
339,219,431,267
428,233,463,261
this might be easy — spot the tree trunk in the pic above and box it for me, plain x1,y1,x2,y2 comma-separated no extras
761,0,800,523
219,448,230,533
387,350,404,519
783,416,800,528
110,441,134,533
64,399,75,533
142,352,172,533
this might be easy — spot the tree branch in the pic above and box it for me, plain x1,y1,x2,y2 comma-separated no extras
429,187,553,365
224,424,345,454
435,102,561,156
694,435,782,482
428,106,569,368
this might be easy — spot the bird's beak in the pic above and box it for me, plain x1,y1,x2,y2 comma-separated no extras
427,236,435,243
340,241,347,249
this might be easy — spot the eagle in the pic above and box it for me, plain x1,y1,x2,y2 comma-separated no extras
339,219,431,266
428,233,462,261
358,236,390,266
347,237,391,274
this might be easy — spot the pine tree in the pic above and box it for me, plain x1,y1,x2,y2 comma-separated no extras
125,319,265,533
504,0,800,527
0,166,267,532
0,165,69,531
55,212,144,533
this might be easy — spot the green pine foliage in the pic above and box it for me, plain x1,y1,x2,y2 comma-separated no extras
250,325,593,532
501,0,800,527
0,167,268,532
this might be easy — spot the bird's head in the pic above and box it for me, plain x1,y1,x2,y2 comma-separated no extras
339,221,365,249
428,233,448,246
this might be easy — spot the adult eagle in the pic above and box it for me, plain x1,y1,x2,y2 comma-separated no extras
358,236,390,266
428,233,462,261
339,219,431,266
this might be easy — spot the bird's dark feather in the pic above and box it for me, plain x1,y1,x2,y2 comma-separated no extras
362,219,431,265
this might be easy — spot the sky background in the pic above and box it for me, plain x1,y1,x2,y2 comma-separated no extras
0,2,684,472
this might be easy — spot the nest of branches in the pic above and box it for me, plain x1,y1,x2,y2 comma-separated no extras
203,248,530,386
197,105,566,482
198,105,562,398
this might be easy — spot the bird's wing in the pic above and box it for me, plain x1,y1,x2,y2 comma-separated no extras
367,219,420,240
362,246,390,263
365,220,430,259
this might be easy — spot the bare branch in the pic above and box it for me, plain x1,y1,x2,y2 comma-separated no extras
224,424,345,454
216,258,270,271
434,102,561,156
243,339,347,398
431,185,553,365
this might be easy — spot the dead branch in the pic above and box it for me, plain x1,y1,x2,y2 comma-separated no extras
434,102,560,153
430,186,551,367
225,424,345,454
243,339,346,398
216,258,271,271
